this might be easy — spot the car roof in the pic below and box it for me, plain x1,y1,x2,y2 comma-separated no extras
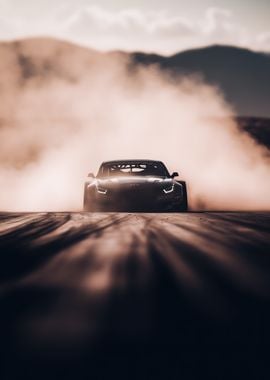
101,159,164,166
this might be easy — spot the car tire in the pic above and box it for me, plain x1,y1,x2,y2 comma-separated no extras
175,181,188,212
83,183,94,211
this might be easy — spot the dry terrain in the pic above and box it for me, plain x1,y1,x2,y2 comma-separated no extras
0,211,270,379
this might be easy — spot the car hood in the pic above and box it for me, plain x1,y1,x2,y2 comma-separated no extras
95,176,174,188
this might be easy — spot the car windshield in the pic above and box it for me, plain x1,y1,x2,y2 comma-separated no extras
97,162,169,178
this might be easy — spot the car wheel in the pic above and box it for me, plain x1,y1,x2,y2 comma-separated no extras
175,181,188,212
83,183,95,211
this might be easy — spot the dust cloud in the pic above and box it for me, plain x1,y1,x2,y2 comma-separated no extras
0,50,270,211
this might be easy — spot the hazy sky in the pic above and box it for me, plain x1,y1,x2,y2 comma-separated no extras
0,0,269,54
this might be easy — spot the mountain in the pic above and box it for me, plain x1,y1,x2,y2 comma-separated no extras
0,37,127,168
0,37,120,90
1,38,270,118
0,37,270,153
0,37,128,126
0,38,97,121
131,45,270,118
237,116,270,149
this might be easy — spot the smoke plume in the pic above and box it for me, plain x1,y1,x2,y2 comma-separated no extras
0,42,270,211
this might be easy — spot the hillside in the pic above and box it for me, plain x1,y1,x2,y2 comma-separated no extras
1,38,270,118
237,117,270,149
0,38,270,153
132,45,270,118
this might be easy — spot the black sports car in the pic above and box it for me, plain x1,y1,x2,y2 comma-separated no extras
83,160,188,212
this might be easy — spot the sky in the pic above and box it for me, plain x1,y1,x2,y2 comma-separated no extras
0,0,269,54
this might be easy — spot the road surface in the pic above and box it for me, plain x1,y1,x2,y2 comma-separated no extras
0,212,270,379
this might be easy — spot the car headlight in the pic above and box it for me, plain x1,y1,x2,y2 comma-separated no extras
97,186,108,195
163,184,174,194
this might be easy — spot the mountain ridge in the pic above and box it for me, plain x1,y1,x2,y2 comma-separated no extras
0,37,270,117
131,44,270,118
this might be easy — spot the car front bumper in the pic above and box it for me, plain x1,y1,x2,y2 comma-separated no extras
93,190,184,211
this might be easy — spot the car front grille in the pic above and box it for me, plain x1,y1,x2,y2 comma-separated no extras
110,185,161,200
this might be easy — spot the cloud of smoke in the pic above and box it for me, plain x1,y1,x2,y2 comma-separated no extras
0,49,270,211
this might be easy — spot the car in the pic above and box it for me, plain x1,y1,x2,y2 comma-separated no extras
83,160,188,212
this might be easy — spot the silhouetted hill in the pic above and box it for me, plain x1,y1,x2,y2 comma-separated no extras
0,37,109,86
1,38,270,118
237,117,270,149
0,38,270,151
0,37,123,121
131,45,270,118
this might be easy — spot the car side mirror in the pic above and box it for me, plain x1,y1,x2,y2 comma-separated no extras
171,172,179,178
87,172,95,178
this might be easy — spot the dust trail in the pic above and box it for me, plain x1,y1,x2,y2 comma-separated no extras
0,42,269,211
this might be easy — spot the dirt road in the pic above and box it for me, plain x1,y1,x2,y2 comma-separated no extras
0,212,270,379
